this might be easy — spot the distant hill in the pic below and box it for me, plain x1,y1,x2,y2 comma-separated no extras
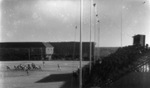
95,47,119,57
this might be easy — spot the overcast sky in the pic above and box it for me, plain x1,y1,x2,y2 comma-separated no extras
0,0,150,47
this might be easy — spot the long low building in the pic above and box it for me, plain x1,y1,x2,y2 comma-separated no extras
0,42,95,61
0,42,54,61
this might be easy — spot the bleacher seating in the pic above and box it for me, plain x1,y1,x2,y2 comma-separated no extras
83,45,150,88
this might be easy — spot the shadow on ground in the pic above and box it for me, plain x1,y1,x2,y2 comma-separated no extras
36,73,79,88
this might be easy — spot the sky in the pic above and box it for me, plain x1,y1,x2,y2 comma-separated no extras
0,0,150,47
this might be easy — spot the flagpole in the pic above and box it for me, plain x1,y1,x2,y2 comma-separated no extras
79,0,83,88
89,0,93,74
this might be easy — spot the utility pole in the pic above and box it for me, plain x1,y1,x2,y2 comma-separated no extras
89,0,93,74
79,0,83,88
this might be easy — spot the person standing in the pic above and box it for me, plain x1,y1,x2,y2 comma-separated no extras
57,64,61,71
43,61,45,67
25,66,29,76
42,57,45,67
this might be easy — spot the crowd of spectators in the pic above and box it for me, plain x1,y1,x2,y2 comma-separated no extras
83,45,149,88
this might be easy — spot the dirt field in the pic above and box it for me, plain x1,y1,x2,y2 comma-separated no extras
0,61,89,88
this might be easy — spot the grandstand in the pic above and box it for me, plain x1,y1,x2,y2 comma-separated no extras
83,45,150,88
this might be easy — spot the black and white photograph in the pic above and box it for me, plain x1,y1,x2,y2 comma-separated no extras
0,0,150,88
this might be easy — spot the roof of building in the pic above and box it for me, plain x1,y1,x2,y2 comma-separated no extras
43,42,53,48
133,34,145,37
0,42,53,48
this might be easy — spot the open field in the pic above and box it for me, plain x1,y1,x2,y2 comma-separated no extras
0,61,89,88
1,61,150,88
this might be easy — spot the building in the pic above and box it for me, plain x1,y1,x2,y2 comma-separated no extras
133,34,145,47
0,42,95,61
50,42,95,60
0,42,54,61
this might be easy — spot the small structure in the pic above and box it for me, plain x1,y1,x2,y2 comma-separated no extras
133,34,145,47
43,42,54,60
0,42,54,61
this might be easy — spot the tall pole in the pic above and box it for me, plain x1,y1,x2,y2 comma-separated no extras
98,19,100,60
95,4,100,60
79,0,83,88
93,3,96,64
73,26,77,60
89,0,93,74
121,0,123,47
94,3,100,61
